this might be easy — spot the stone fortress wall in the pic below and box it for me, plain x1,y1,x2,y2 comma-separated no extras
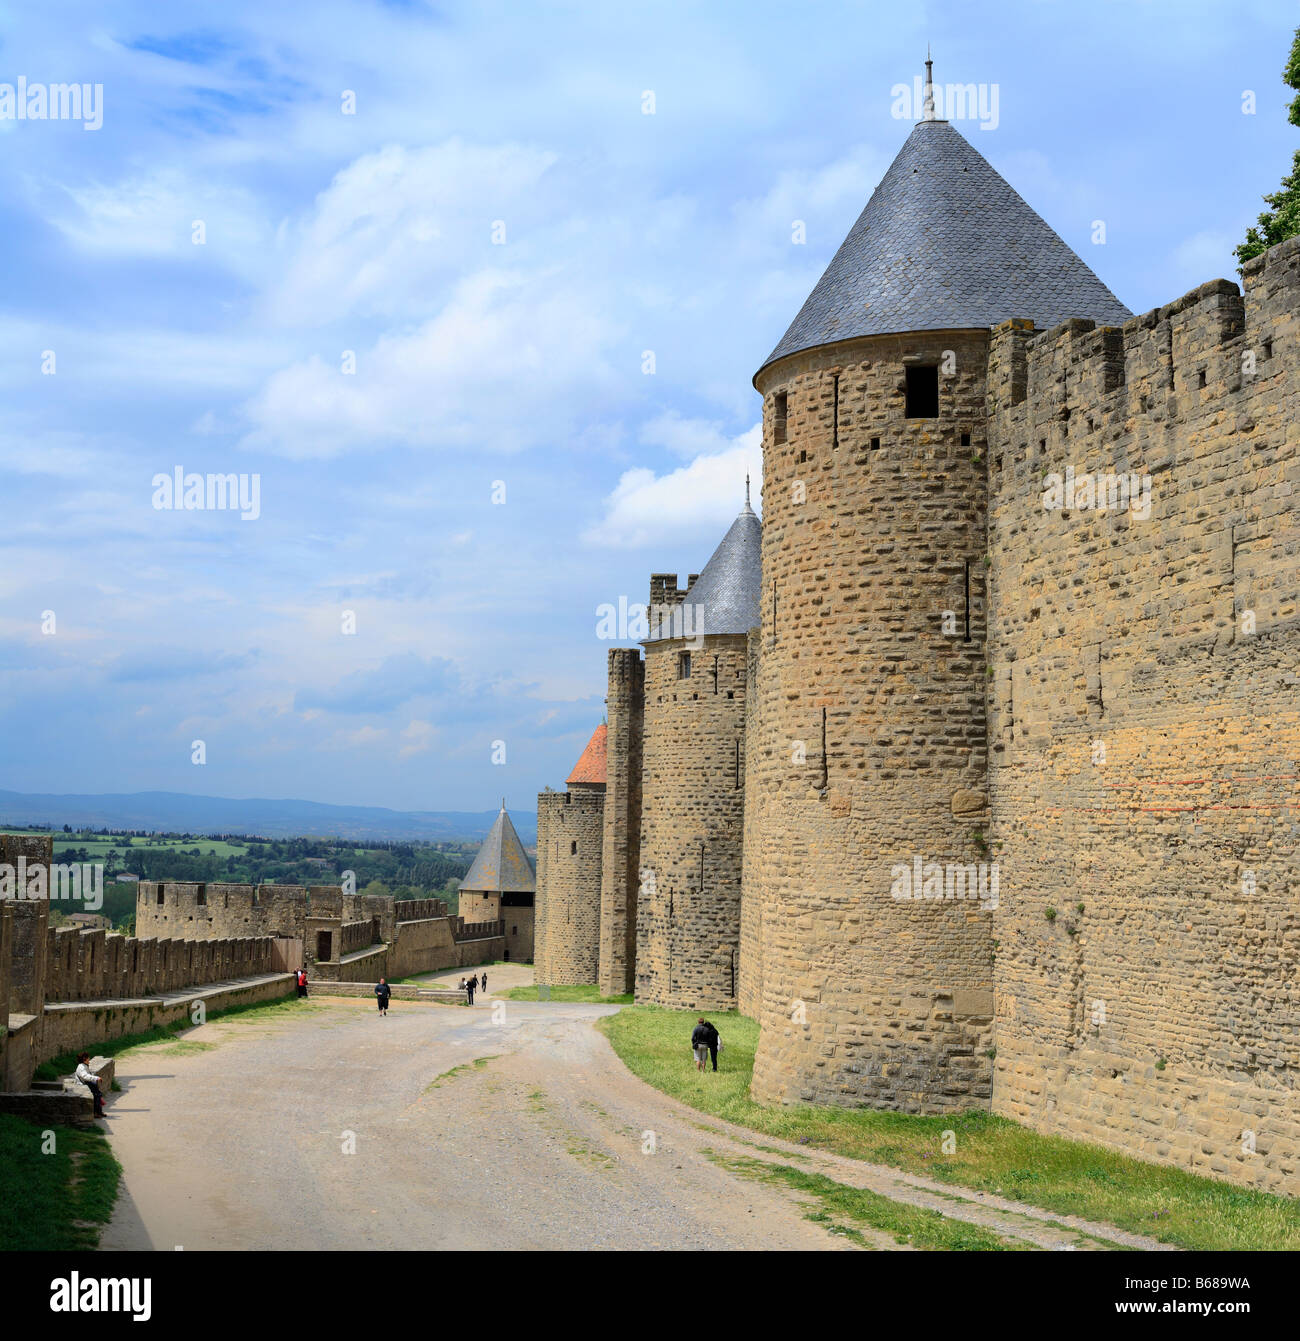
983,236,1300,1192
532,234,1299,1195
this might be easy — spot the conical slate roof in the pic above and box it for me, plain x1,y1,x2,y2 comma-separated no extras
567,723,607,786
647,500,762,642
461,804,535,893
758,118,1131,375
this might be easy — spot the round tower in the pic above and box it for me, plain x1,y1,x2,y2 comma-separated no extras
746,72,1130,1110
534,724,607,985
635,496,762,1009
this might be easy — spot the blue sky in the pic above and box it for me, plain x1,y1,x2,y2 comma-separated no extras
0,0,1295,812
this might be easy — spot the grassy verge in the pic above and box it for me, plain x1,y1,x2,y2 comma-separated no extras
35,992,319,1080
597,1005,1300,1252
504,983,633,1004
705,1151,1027,1250
0,1114,122,1250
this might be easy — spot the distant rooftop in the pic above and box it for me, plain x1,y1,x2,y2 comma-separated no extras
757,106,1130,376
460,804,535,893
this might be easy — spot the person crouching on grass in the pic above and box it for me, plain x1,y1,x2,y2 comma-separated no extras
75,1053,106,1118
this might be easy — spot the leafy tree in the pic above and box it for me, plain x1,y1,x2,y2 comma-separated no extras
1237,26,1300,266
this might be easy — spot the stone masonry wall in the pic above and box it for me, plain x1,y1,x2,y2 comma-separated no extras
738,627,764,1018
637,633,749,1009
748,331,996,1112
985,236,1300,1193
598,647,644,995
45,925,274,1001
535,785,605,985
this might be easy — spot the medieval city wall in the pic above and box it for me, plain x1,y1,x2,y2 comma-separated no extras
598,647,644,995
535,786,605,984
45,925,275,1001
747,330,996,1112
985,235,1300,1193
636,633,749,1008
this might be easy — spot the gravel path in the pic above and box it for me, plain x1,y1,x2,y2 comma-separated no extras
97,996,1168,1252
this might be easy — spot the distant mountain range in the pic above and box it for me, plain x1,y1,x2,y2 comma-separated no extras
0,789,536,846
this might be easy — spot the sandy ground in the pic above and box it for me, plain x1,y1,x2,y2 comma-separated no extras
95,994,1170,1252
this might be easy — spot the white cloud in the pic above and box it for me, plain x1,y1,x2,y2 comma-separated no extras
267,140,559,326
241,266,623,459
583,423,761,548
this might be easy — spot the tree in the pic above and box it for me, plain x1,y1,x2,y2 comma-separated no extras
1237,26,1300,266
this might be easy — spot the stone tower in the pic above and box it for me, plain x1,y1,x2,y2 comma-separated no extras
458,803,537,962
636,495,762,1008
534,724,607,985
744,70,1130,1110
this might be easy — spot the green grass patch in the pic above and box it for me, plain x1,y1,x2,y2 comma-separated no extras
0,1114,122,1250
423,1055,499,1091
35,992,320,1080
597,1005,1300,1252
706,1151,1026,1250
505,983,634,1004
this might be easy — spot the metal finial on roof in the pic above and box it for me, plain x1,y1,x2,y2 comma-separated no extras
745,474,750,505
923,47,935,121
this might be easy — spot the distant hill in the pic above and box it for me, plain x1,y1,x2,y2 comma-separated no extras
0,789,536,846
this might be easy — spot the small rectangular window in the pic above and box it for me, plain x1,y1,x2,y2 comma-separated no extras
870,436,881,450
960,431,971,447
773,391,788,444
678,651,692,680
904,366,938,418
570,841,578,855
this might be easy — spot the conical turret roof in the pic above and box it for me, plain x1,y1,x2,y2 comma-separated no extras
647,498,762,641
461,804,535,893
567,723,607,785
758,118,1130,376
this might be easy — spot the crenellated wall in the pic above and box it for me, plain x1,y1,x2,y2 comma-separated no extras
984,234,1300,1193
44,925,274,1001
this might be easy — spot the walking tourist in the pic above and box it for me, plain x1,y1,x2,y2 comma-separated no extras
690,1018,720,1073
375,977,392,1016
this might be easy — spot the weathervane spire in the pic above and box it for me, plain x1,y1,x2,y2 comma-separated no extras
745,473,751,506
923,46,935,121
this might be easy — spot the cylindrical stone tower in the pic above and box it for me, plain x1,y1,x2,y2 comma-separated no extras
745,97,1130,1110
534,724,607,985
635,501,761,1009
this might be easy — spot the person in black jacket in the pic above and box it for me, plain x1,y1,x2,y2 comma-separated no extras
465,975,476,1005
375,978,392,1016
691,1018,720,1072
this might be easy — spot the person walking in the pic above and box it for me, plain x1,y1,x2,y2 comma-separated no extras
465,975,477,1005
481,971,488,993
375,977,392,1016
296,968,309,999
690,1018,720,1073
75,1053,107,1118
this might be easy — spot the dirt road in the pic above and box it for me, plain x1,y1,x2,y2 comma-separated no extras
98,996,1167,1251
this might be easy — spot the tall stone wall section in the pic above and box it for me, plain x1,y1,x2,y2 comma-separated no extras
738,626,764,1018
985,235,1300,1193
747,331,996,1112
535,786,605,984
636,634,749,1008
598,648,644,996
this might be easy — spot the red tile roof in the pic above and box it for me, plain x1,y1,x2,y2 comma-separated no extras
567,723,607,786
